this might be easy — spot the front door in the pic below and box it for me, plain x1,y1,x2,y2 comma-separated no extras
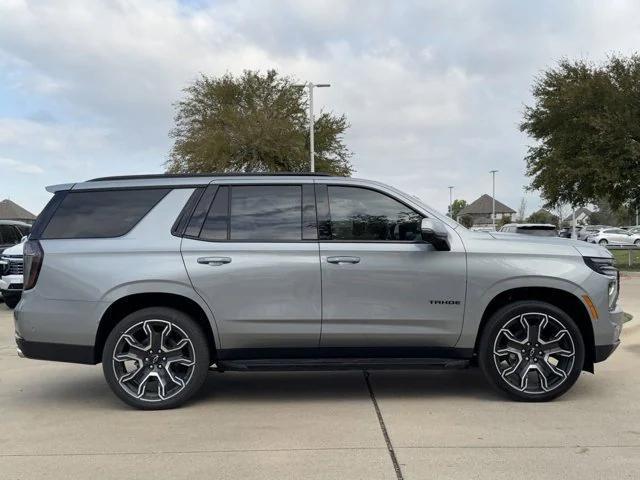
181,183,321,351
316,184,466,349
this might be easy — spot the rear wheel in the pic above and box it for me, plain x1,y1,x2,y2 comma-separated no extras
479,301,585,401
102,307,210,409
634,239,640,246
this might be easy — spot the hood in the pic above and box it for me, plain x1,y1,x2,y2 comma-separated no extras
487,232,611,258
1,241,24,256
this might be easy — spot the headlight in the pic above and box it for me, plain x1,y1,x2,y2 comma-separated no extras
584,257,619,309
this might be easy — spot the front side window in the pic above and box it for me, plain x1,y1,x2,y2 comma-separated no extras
41,189,169,239
0,225,21,244
326,186,422,241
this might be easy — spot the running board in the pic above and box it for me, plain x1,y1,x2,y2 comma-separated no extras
216,357,470,372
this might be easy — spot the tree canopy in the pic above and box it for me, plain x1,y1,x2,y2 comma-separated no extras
521,55,640,210
167,70,353,175
448,199,467,219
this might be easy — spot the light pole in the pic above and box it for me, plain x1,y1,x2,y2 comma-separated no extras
490,170,498,230
294,82,330,172
448,186,454,218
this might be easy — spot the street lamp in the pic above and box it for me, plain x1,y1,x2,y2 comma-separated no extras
490,170,498,230
294,82,331,172
448,186,454,218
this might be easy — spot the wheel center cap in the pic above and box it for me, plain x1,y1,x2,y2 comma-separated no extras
152,355,160,364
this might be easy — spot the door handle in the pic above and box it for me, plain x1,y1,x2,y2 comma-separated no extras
327,256,360,265
197,256,232,266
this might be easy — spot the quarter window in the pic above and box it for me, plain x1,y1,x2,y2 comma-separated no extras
326,186,422,241
41,189,169,239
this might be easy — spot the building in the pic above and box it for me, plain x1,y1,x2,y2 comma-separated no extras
0,199,36,225
458,194,516,227
562,207,593,226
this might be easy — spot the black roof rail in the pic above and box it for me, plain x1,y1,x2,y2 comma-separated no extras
88,172,335,182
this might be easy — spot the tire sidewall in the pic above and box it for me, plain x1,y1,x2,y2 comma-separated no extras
479,300,585,402
102,307,210,410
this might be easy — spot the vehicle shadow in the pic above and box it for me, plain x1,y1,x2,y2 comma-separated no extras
194,368,499,404
8,366,500,411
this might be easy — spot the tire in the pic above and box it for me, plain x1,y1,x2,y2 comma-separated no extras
634,240,640,246
3,294,20,309
478,301,585,402
599,239,608,245
102,307,210,410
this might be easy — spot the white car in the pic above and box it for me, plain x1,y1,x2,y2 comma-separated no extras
586,227,640,246
0,239,24,309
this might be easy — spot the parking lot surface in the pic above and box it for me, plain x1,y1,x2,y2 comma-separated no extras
1,277,640,479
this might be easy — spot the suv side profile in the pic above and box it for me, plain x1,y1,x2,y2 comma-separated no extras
15,174,624,409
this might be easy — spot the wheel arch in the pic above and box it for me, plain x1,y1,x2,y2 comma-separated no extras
94,292,217,364
474,286,595,372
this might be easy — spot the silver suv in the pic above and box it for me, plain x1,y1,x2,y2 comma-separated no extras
14,174,624,409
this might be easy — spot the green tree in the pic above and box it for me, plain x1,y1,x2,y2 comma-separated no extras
167,70,353,175
498,215,512,228
526,209,559,225
520,55,640,211
459,215,474,228
448,199,467,219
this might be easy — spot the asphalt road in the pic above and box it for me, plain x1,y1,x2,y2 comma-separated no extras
1,278,639,479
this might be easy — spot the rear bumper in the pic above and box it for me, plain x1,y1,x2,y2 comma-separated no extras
14,335,96,364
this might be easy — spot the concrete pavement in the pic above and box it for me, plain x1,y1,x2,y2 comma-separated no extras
1,278,639,479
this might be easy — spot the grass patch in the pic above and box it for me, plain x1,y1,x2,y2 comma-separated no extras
611,249,640,271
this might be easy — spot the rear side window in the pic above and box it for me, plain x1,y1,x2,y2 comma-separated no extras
41,189,169,239
230,185,302,241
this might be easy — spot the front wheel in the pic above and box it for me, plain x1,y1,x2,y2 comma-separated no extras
634,239,640,246
479,301,585,401
102,307,210,409
599,239,608,245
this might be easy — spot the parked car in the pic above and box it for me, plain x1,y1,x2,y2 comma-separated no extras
558,226,583,238
498,223,557,237
578,225,609,241
627,226,640,235
15,174,623,409
586,227,640,246
0,239,25,308
0,220,30,253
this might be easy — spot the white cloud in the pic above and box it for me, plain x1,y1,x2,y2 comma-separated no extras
0,156,44,174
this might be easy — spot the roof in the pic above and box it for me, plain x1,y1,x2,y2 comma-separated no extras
0,199,36,221
88,172,334,182
562,207,593,223
458,194,516,216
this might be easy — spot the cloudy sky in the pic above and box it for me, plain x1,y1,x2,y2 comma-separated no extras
1,0,640,216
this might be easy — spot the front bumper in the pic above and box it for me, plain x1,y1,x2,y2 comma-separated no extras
593,305,624,363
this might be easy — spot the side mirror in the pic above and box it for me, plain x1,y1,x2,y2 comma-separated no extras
421,218,451,251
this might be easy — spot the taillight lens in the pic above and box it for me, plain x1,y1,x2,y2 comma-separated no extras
23,240,44,290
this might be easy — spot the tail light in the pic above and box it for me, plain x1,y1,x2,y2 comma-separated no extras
23,240,44,290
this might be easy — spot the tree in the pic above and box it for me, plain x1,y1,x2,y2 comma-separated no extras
167,70,354,175
517,198,527,222
448,199,467,219
520,55,640,211
526,209,559,225
498,215,512,228
459,215,474,228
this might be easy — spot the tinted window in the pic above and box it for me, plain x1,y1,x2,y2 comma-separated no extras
200,186,229,240
42,189,169,239
230,186,302,241
0,225,21,244
327,186,422,241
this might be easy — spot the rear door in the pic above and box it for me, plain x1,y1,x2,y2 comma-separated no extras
316,183,466,348
181,181,322,351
